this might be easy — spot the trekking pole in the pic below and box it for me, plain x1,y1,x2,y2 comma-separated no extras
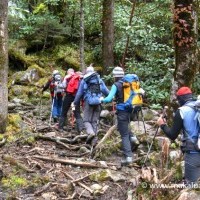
140,106,150,149
35,93,43,131
142,106,168,167
49,93,56,127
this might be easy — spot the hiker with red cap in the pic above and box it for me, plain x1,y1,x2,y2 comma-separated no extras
157,86,200,183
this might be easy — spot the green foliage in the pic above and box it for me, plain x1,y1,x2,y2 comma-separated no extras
8,0,191,107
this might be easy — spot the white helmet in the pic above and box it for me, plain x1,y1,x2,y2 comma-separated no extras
52,70,59,76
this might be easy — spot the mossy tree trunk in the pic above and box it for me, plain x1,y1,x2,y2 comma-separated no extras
80,0,85,72
171,0,198,108
0,0,8,133
102,0,114,72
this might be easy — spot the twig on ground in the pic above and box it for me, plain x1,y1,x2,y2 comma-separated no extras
62,171,93,193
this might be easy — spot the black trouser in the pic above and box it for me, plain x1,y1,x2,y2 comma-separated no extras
184,153,200,183
59,93,75,129
116,110,134,157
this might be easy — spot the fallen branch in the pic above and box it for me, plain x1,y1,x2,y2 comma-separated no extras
33,155,108,169
62,171,93,193
72,172,97,183
94,125,116,150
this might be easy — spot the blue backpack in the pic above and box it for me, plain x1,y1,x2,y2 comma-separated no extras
84,73,102,105
184,100,200,150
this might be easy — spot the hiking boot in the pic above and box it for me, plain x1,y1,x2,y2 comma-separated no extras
121,157,133,166
130,135,139,151
86,133,95,144
53,117,58,123
54,124,64,132
91,136,98,146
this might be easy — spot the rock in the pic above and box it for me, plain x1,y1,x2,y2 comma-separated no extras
177,191,200,200
169,150,181,161
79,146,90,153
91,183,102,191
98,161,108,168
100,110,110,118
12,97,23,104
42,192,57,200
91,184,109,195
89,169,111,182
130,121,152,135
8,102,17,110
155,136,171,149
109,171,126,182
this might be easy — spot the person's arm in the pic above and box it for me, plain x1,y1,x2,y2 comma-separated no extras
74,80,84,105
101,80,110,96
157,109,183,140
102,84,117,103
42,79,51,92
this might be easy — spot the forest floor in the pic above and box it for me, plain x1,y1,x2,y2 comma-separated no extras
0,106,139,200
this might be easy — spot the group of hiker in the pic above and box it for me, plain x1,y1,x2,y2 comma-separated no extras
42,65,200,184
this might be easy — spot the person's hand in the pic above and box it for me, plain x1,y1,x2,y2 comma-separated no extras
139,88,145,95
71,102,75,111
157,116,166,126
100,96,104,102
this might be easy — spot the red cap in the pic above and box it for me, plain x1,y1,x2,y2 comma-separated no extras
176,87,192,96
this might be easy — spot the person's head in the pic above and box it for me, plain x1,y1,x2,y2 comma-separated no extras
52,70,59,77
176,86,193,106
112,66,124,80
86,66,94,74
67,68,75,75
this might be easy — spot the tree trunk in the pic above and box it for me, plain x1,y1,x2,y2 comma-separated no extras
121,0,136,69
0,0,8,133
80,0,85,72
102,0,114,72
171,0,198,108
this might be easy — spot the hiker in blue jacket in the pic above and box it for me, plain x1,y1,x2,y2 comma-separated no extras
73,66,109,144
101,66,139,166
157,87,200,183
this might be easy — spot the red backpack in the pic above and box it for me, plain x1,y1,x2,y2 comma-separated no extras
66,74,80,94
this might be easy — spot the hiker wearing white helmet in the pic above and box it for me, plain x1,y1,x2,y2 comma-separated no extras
101,66,139,166
42,70,63,123
73,66,109,144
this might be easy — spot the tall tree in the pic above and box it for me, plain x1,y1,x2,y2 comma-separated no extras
102,0,114,71
0,0,8,133
121,0,136,69
171,0,198,106
80,0,85,72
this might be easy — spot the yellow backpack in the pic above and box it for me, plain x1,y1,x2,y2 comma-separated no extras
123,79,143,106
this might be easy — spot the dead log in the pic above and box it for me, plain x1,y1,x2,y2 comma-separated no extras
94,125,117,150
33,155,108,169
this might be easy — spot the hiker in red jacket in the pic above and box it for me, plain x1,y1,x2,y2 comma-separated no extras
56,68,82,131
42,70,63,123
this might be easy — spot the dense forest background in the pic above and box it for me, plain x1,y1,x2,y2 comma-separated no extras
0,1,200,199
8,0,196,109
